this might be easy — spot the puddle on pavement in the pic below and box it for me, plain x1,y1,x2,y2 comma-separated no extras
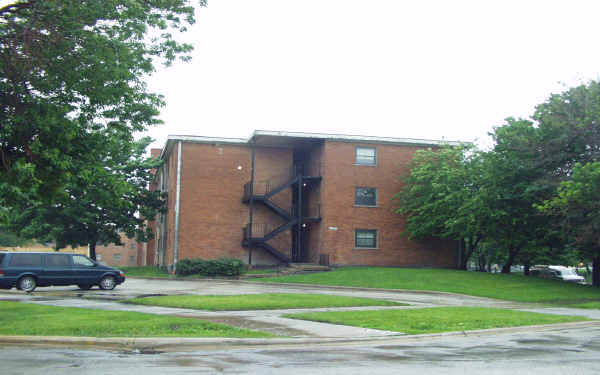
121,348,165,355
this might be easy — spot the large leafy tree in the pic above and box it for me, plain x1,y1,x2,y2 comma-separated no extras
9,131,165,259
0,0,204,205
394,145,488,269
483,118,557,273
532,81,600,285
538,162,600,286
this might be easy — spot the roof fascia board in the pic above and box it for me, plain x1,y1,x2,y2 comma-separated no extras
251,130,467,147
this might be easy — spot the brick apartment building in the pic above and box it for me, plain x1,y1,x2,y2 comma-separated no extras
95,233,141,267
145,130,461,270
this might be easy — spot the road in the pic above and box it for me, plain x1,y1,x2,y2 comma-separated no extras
2,277,600,374
2,325,600,375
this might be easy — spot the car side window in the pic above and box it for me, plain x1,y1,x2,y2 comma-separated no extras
9,253,43,266
45,254,71,267
72,255,95,267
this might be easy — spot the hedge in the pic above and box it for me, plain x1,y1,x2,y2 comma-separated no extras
176,258,245,277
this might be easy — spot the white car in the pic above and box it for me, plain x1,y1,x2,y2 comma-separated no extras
534,265,585,284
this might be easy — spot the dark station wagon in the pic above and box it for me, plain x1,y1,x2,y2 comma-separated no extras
0,252,125,292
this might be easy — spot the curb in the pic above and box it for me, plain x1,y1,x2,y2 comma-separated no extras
2,321,599,352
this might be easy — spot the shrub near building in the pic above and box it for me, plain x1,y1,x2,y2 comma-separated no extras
176,258,245,277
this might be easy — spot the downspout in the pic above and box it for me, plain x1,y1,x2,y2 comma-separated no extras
248,139,255,266
173,141,183,273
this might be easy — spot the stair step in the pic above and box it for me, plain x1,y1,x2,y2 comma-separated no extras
288,263,331,271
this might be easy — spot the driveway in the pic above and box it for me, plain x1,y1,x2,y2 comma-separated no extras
2,325,600,374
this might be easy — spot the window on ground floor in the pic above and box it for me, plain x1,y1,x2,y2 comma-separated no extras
355,229,377,248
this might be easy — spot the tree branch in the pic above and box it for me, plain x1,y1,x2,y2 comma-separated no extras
0,1,35,17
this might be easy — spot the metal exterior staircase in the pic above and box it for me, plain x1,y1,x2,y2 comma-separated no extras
242,163,321,264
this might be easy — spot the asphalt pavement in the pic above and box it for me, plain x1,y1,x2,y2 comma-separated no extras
1,277,600,348
2,277,600,374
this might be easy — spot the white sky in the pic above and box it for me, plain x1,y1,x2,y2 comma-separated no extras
140,0,600,149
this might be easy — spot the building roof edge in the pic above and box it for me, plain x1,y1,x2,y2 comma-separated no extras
251,130,467,147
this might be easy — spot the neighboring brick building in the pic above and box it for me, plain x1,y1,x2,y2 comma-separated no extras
150,130,461,270
95,234,139,267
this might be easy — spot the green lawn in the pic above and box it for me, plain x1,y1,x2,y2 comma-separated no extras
257,267,600,304
0,301,271,338
119,266,171,278
565,302,600,309
125,293,406,311
285,306,588,335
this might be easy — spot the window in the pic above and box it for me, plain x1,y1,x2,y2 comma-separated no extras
355,229,377,248
114,253,121,261
129,256,135,263
45,254,70,267
72,255,94,267
355,147,376,165
355,187,377,206
97,254,102,261
9,253,42,266
130,244,135,250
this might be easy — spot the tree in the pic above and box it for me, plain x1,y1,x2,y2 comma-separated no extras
394,145,488,269
9,130,165,260
483,118,556,273
0,0,204,206
531,81,600,285
538,162,600,286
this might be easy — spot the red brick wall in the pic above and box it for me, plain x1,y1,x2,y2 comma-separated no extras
157,138,457,269
164,143,178,267
318,141,457,268
95,235,139,267
173,143,293,265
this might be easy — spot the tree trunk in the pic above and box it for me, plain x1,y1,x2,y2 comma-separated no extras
524,264,530,276
502,246,519,273
593,256,600,287
457,239,465,270
478,252,487,272
89,241,97,261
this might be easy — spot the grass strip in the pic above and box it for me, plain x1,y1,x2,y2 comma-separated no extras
258,267,600,304
0,301,272,338
119,266,171,278
285,306,589,335
125,293,406,311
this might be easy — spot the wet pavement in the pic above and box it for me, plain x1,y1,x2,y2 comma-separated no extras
2,277,600,373
2,277,600,338
2,325,600,374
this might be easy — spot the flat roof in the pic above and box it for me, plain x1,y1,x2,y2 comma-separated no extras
160,130,467,158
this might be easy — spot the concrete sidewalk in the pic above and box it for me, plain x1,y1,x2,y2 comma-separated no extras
2,277,599,351
1,321,599,352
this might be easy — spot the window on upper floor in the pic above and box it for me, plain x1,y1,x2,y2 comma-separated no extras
355,229,377,249
355,187,377,206
355,147,377,165
114,253,121,261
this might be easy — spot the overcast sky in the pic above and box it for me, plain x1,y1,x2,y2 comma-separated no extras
142,0,600,150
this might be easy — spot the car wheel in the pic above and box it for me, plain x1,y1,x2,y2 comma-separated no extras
18,276,37,292
99,276,116,290
78,284,92,290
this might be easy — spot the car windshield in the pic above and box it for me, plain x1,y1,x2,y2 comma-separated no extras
559,268,579,276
